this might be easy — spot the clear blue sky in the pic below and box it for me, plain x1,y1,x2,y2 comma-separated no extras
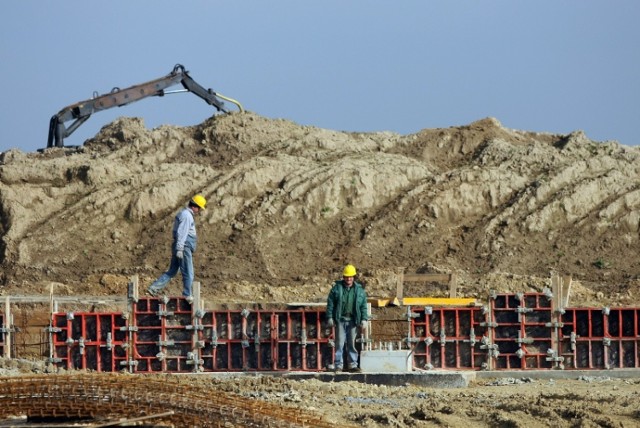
1,1,639,153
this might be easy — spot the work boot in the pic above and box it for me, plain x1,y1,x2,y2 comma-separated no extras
327,364,342,373
146,288,159,297
185,295,194,304
348,366,362,373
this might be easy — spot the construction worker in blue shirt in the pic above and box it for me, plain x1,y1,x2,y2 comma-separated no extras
326,264,369,372
147,194,206,303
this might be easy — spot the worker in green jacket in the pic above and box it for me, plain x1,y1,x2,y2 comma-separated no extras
326,264,369,372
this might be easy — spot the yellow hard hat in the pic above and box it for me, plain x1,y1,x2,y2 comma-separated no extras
191,194,207,209
343,264,357,277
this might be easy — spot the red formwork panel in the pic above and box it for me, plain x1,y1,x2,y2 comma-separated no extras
561,307,640,369
201,309,257,371
51,312,128,372
607,308,640,368
410,306,488,370
133,297,195,373
270,309,333,371
491,293,554,370
200,308,332,372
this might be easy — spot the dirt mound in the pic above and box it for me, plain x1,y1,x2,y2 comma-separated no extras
1,112,639,306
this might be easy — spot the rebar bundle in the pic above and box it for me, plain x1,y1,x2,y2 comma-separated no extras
0,374,342,427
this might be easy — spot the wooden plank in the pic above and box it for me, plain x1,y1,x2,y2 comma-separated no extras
396,267,405,301
551,273,561,311
402,273,451,283
287,302,327,307
401,297,477,306
449,273,458,298
131,274,139,303
561,275,572,308
368,298,391,308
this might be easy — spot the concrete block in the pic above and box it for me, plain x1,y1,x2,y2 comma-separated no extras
360,350,412,373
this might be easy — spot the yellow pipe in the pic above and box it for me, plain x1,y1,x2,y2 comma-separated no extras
216,92,244,112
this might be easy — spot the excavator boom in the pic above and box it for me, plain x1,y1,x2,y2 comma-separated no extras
47,64,242,148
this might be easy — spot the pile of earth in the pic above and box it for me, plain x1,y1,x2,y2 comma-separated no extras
2,112,640,428
0,112,639,307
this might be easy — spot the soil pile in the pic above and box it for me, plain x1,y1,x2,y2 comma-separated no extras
2,112,640,427
0,112,639,306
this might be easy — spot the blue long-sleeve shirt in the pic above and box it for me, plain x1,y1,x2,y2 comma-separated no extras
172,207,196,252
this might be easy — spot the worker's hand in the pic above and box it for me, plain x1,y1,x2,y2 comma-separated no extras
176,250,184,260
360,320,368,329
327,318,335,327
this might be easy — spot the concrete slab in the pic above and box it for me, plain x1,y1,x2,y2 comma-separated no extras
284,371,475,388
476,368,640,381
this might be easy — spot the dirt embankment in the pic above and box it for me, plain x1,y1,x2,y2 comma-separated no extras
2,113,640,427
1,112,639,307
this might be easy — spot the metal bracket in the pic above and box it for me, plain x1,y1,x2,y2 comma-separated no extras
186,352,204,366
463,328,477,346
104,333,113,350
545,348,564,363
439,331,454,346
119,326,138,332
545,321,564,328
156,310,174,317
156,338,175,347
480,321,498,328
186,324,204,331
45,326,62,333
298,331,315,346
516,336,534,345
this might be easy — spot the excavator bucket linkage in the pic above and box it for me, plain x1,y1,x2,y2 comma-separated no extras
47,64,242,148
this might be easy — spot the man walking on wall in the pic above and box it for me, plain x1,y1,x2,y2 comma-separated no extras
147,194,206,303
326,264,369,373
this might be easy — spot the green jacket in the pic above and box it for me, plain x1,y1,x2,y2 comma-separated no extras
326,280,368,325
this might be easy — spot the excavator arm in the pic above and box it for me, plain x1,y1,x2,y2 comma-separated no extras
47,64,242,148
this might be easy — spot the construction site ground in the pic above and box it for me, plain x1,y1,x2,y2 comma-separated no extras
2,112,640,426
1,362,640,427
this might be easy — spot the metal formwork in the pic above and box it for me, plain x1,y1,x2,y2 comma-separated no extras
133,296,196,373
41,285,640,374
50,312,128,371
200,308,332,372
410,306,488,370
49,297,335,373
488,292,555,370
561,307,640,369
